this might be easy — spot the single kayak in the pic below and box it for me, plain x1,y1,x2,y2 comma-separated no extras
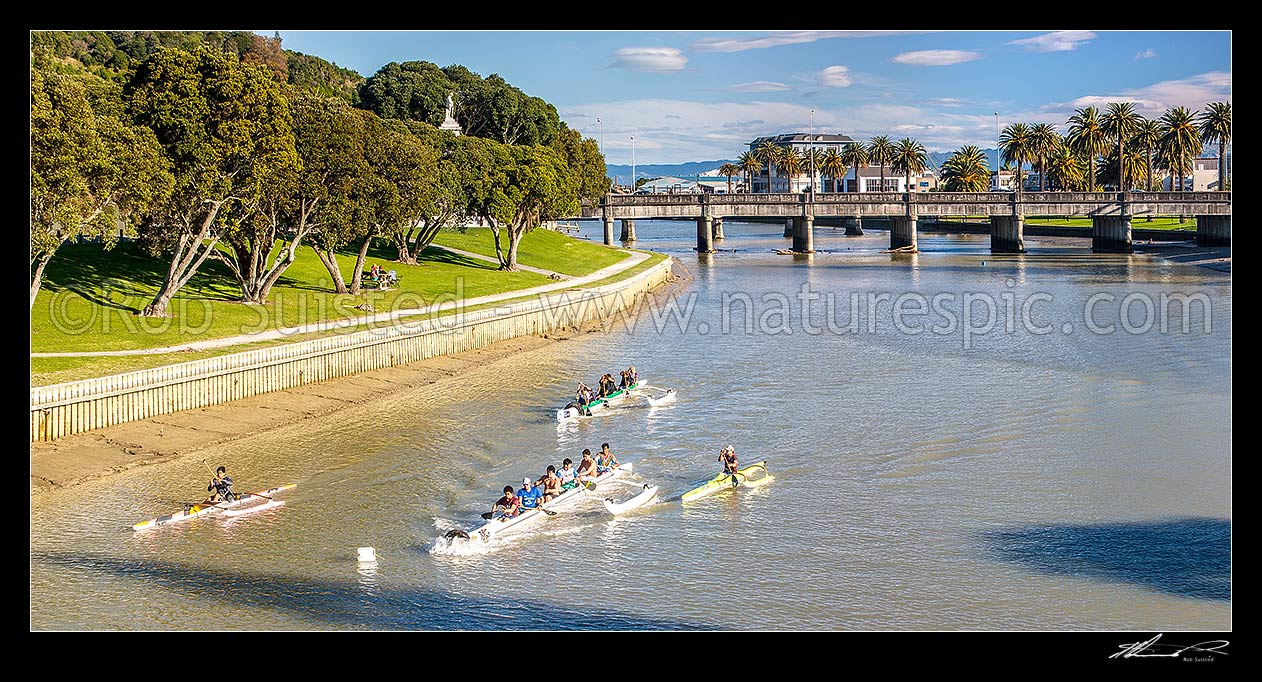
132,484,297,531
556,381,641,421
680,461,772,502
448,463,633,543
603,482,659,515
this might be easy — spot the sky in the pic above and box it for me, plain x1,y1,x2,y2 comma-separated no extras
269,30,1231,165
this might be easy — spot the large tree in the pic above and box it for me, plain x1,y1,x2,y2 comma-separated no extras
550,123,610,204
1158,107,1200,192
719,163,740,194
891,138,928,193
1029,123,1059,191
1131,118,1162,193
475,143,578,271
820,148,847,193
941,145,990,192
866,136,895,192
839,143,869,193
125,46,297,317
1197,102,1231,191
753,141,780,193
1066,106,1108,191
737,151,761,193
30,63,173,307
1101,102,1142,191
1000,122,1035,194
1045,143,1085,191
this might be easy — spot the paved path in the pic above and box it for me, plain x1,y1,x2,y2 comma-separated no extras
33,246,647,358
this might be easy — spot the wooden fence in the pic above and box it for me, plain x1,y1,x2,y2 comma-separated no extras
31,258,672,442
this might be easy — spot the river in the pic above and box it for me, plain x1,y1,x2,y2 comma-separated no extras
30,220,1231,630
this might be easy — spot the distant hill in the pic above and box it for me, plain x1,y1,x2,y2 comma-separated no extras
606,160,736,182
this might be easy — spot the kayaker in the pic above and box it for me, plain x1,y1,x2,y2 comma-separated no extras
576,449,599,482
205,466,235,503
719,446,739,476
518,477,544,511
492,485,522,518
537,465,563,503
595,442,620,475
557,458,579,491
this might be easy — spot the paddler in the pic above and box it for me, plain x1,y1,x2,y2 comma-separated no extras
576,383,594,416
536,465,563,503
556,458,580,491
598,374,616,398
719,446,739,477
576,449,599,483
517,477,544,511
205,465,236,503
492,485,522,518
595,442,620,475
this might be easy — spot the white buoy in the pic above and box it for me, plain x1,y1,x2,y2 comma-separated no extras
357,547,377,563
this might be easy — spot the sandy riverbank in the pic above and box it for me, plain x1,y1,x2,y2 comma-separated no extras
29,258,693,497
1019,234,1232,273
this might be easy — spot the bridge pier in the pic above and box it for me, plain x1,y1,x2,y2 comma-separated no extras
843,217,864,236
619,219,637,242
990,216,1025,253
697,216,715,253
890,217,917,251
791,216,814,253
1092,216,1133,253
603,218,614,246
712,218,725,240
784,218,794,238
1196,215,1230,246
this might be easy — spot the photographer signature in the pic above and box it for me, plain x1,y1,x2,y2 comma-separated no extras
1110,634,1229,660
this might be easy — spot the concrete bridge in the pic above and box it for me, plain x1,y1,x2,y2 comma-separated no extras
588,192,1232,253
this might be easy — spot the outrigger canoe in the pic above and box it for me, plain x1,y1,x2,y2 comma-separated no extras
447,463,633,542
680,461,772,502
132,484,296,531
556,381,641,422
603,482,659,515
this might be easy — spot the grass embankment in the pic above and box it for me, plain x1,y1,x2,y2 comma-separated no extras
433,228,626,276
31,229,647,385
932,215,1197,230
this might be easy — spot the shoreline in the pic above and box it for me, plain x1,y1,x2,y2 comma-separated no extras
29,258,692,498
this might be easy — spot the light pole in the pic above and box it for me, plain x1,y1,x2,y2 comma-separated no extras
631,135,636,193
597,117,603,156
809,109,816,195
994,112,1000,190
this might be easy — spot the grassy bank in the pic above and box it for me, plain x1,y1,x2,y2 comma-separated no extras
433,227,626,276
30,246,667,386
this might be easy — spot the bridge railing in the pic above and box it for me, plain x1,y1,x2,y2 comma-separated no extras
602,191,1230,207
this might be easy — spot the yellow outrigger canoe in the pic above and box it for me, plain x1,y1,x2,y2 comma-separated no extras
680,461,772,502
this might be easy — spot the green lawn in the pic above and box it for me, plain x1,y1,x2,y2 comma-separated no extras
433,227,628,276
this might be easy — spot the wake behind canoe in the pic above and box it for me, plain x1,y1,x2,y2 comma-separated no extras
132,483,296,531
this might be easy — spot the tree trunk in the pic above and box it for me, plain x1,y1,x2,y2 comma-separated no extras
311,245,348,293
30,251,53,309
394,232,413,265
1039,156,1046,191
140,209,225,317
1146,146,1153,192
142,286,175,317
488,219,507,269
349,232,373,295
1219,140,1226,191
1117,136,1125,192
502,227,521,271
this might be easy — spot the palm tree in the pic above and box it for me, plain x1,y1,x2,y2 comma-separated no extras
1029,123,1059,191
941,145,990,192
891,138,928,194
737,151,761,193
1000,122,1035,193
719,162,740,194
1045,143,1085,191
867,136,895,192
1097,147,1148,191
1197,102,1231,191
1159,107,1200,192
1101,102,1142,191
1131,118,1162,192
1066,106,1109,191
779,148,806,191
805,147,826,192
819,148,847,192
753,141,780,193
839,143,869,193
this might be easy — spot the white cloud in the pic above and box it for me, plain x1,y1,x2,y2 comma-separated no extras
609,47,687,72
691,30,932,52
926,97,967,107
1009,30,1097,52
816,66,853,87
1134,48,1158,61
1045,71,1232,118
726,81,793,92
892,49,984,66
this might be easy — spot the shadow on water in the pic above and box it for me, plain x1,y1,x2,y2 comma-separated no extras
982,517,1230,602
32,550,716,630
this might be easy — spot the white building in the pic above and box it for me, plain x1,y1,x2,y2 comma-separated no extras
749,133,857,193
1161,157,1222,191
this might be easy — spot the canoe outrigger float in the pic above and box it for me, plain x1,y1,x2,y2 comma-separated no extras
446,463,634,543
680,461,772,502
603,482,659,515
132,484,297,531
556,381,641,422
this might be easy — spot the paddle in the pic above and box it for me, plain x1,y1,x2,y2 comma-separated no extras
200,459,245,503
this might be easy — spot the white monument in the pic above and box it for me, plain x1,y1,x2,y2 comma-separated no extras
439,92,462,135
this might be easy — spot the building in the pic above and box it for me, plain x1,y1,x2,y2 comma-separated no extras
1161,157,1223,191
845,166,906,193
990,170,1018,191
749,133,857,193
635,176,705,194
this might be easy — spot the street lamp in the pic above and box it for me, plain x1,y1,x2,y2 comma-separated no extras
597,117,603,156
809,109,816,195
631,135,636,193
994,112,1000,190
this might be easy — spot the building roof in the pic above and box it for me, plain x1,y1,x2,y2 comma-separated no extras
750,133,856,146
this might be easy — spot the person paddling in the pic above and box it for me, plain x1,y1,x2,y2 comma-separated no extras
205,466,236,503
492,485,522,519
517,477,544,511
595,442,620,475
537,465,562,503
557,458,579,491
719,446,739,477
576,449,599,483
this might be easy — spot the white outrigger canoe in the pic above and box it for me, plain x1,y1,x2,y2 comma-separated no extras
556,380,642,422
447,463,633,543
602,482,659,515
645,389,676,407
132,484,296,531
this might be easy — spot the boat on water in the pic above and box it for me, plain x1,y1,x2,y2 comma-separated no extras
448,463,633,543
132,484,297,531
680,461,772,502
556,381,642,422
645,389,676,407
603,482,659,515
